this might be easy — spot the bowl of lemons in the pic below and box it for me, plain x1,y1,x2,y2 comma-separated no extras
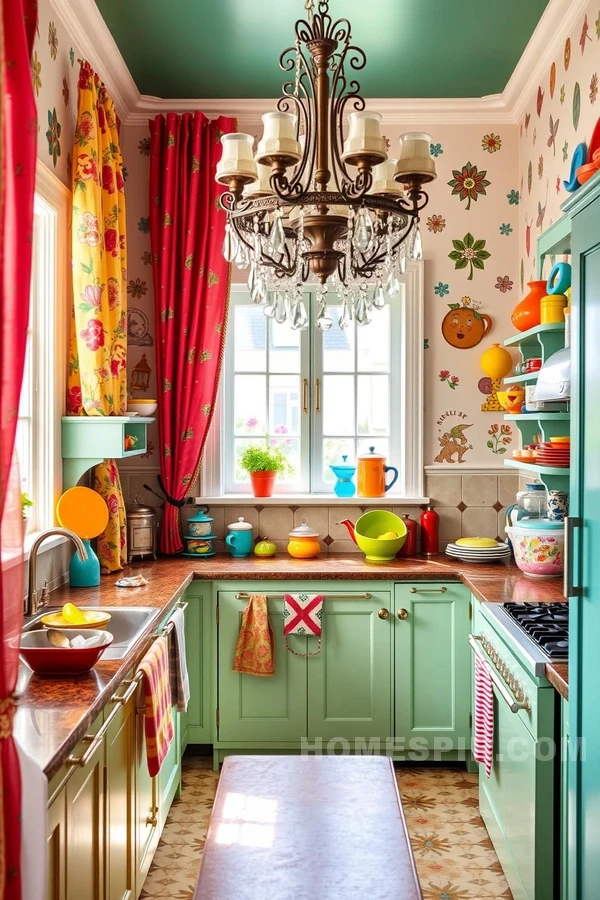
354,510,407,562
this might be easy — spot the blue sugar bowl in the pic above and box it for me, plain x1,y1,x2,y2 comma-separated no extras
330,455,356,498
187,506,214,537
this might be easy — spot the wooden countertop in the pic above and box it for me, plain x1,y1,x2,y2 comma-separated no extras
14,554,568,778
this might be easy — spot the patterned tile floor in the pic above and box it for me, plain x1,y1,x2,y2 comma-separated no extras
140,757,513,900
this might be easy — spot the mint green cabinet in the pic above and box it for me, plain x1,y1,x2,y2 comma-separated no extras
217,592,308,742
307,592,392,744
182,585,213,747
561,698,569,900
394,582,471,754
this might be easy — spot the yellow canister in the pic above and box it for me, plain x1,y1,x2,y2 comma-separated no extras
287,520,321,559
540,293,567,324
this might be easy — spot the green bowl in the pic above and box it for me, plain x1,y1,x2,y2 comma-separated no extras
354,510,407,562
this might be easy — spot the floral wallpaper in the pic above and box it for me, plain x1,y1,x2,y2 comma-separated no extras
32,0,81,187
519,0,600,282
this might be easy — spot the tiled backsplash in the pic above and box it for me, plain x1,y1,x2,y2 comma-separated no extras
119,472,518,554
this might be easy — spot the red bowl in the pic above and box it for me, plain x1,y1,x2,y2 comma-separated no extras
576,161,599,185
20,629,113,675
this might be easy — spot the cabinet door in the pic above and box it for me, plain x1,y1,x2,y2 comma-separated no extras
218,592,308,742
395,582,471,752
135,686,159,894
65,723,105,900
182,584,213,747
105,691,136,900
158,707,181,829
47,788,66,900
307,592,392,745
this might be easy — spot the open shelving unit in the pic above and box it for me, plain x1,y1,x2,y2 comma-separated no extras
62,415,155,488
502,322,569,491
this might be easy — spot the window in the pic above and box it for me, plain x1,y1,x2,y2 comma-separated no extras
214,264,423,498
16,164,69,536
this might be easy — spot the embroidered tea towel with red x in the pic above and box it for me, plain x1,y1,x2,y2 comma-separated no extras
283,593,323,656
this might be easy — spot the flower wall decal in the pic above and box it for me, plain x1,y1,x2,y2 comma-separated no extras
439,371,460,390
487,424,512,455
547,114,559,154
48,21,58,61
499,223,513,236
426,214,446,233
45,108,61,167
127,278,148,299
590,72,598,104
138,217,150,234
429,142,443,157
573,81,581,129
31,51,42,96
495,275,514,293
138,137,151,156
447,162,490,210
434,282,450,297
481,133,502,153
448,233,491,281
507,190,520,205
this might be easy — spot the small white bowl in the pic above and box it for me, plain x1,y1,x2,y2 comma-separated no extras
127,400,157,416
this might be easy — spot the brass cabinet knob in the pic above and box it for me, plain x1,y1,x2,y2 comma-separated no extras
146,804,159,827
378,608,390,620
397,608,409,620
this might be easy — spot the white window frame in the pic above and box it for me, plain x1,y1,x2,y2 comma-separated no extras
19,162,69,541
201,261,424,500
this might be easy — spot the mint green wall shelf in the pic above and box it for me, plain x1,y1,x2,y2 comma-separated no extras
62,416,155,488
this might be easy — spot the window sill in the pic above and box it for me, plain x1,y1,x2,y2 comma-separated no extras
195,495,430,507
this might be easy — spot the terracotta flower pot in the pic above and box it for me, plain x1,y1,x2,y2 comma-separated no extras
249,470,277,498
511,280,547,332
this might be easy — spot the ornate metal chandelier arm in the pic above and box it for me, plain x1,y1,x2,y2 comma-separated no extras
271,41,315,201
395,188,430,215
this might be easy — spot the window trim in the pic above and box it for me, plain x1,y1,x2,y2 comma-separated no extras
23,161,70,539
201,262,424,500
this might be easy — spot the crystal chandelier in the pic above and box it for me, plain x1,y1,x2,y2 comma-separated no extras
215,0,436,330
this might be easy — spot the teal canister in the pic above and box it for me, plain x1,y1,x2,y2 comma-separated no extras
69,538,100,587
225,516,253,558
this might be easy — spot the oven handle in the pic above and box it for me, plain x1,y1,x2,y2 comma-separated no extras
469,634,531,714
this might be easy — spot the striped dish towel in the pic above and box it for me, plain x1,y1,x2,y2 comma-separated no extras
168,607,190,712
139,634,174,777
473,653,494,777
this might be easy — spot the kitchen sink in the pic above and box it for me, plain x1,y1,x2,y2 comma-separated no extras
22,606,158,660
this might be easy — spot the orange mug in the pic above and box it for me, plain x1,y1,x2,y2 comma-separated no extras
356,447,398,498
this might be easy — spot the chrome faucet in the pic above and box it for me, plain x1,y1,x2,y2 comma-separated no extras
25,528,88,616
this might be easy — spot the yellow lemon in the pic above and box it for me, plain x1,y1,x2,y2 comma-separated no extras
62,602,87,625
378,532,399,540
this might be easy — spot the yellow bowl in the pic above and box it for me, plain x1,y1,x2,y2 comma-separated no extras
497,388,525,413
40,609,112,631
354,511,407,562
549,436,570,443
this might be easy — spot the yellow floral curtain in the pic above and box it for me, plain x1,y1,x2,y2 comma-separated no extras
68,60,127,572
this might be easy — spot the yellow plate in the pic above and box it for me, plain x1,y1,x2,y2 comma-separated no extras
549,436,570,443
56,487,109,539
455,537,499,548
40,609,112,630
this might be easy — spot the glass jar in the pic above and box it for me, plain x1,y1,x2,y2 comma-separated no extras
517,482,547,519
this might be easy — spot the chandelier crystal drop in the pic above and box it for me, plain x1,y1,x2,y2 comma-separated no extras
215,0,436,329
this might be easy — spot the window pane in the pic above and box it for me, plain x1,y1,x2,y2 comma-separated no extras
270,319,300,373
234,374,266,435
269,436,300,483
322,437,355,483
15,420,32,494
357,375,389,436
357,306,390,372
234,305,266,371
322,375,355,435
233,438,266,483
269,375,300,436
323,308,355,372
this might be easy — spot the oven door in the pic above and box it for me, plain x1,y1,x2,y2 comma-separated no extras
470,635,556,900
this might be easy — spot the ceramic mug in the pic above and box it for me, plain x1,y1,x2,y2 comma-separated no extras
547,490,569,521
225,528,253,558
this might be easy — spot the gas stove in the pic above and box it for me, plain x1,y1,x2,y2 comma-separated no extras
482,601,568,676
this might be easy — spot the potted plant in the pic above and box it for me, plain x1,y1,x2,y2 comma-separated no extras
240,445,290,498
22,492,33,539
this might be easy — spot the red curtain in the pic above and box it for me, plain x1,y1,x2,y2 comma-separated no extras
149,112,235,554
0,0,38,896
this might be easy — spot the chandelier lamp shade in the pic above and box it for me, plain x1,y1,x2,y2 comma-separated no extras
215,0,436,330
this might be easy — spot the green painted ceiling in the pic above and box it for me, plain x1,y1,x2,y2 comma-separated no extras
95,0,550,99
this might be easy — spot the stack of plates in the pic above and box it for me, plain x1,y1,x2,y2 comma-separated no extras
445,536,512,564
535,438,570,468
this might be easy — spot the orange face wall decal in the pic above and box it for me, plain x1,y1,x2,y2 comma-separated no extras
441,297,492,349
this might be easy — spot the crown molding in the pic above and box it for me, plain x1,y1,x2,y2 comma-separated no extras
503,0,590,123
52,0,586,128
48,0,139,118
